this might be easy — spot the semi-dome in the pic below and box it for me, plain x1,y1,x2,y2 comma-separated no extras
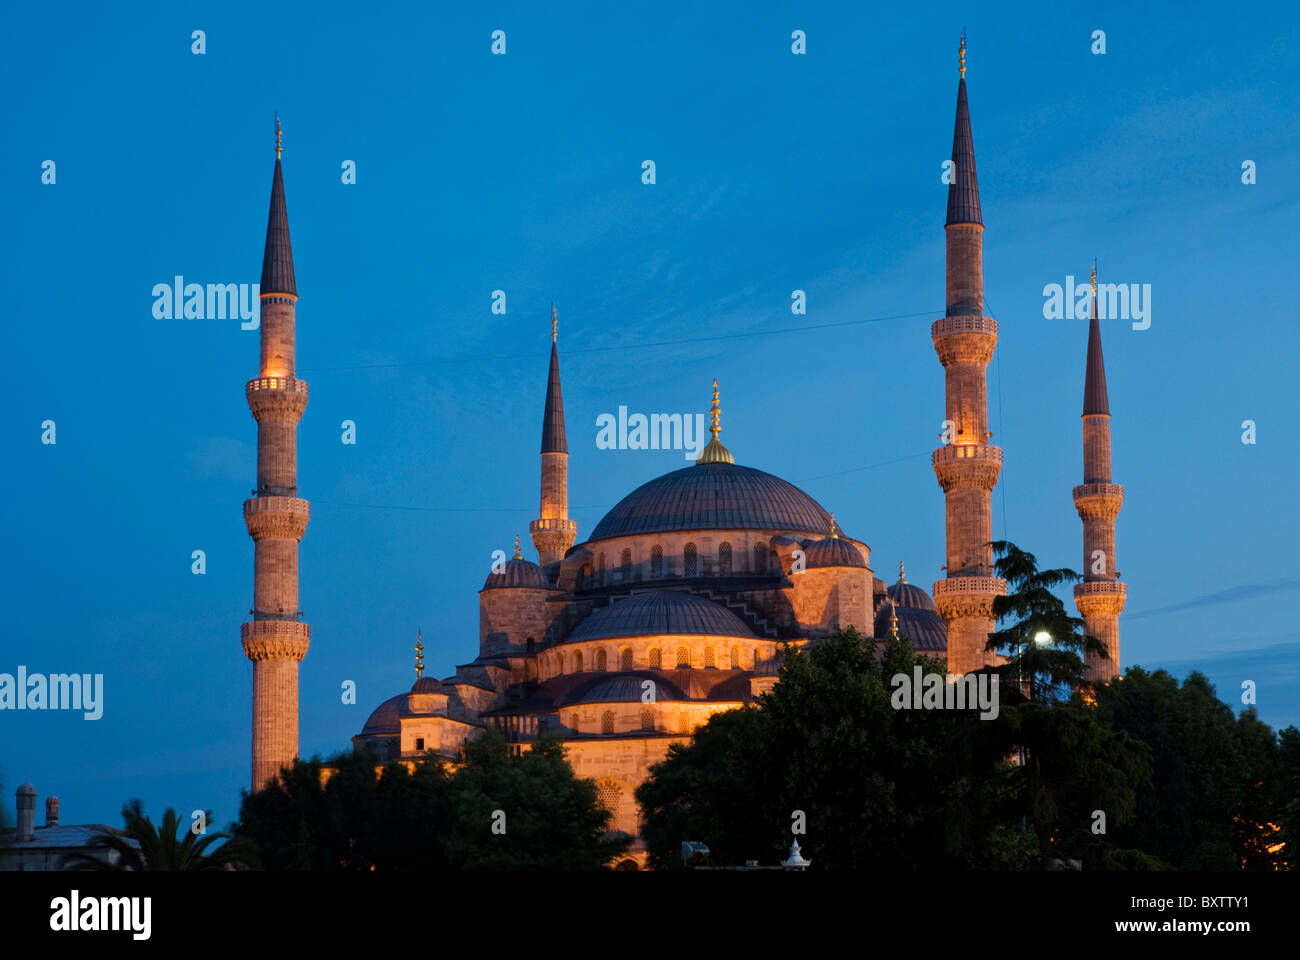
589,461,837,541
874,599,947,652
803,535,866,569
560,670,751,705
567,590,755,643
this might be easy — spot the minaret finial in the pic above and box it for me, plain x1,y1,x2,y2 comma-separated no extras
551,303,557,342
415,628,424,679
959,29,966,78
696,379,735,464
899,560,907,583
889,605,900,640
829,512,837,538
275,111,282,160
513,535,522,560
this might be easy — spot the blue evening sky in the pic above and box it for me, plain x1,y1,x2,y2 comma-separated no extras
2,1,1297,829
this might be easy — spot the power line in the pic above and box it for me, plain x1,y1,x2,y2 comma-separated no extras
298,308,940,373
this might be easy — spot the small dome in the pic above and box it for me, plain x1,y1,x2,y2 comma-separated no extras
411,676,444,694
567,590,755,643
874,599,947,652
482,556,547,590
803,536,866,569
887,574,937,612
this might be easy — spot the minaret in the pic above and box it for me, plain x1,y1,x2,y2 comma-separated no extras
530,305,577,565
242,115,311,790
1073,264,1126,682
931,33,1007,675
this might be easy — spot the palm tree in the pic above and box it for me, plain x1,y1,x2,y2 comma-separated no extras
984,540,1107,702
63,799,259,871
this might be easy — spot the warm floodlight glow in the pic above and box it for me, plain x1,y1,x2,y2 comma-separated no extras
1034,631,1052,646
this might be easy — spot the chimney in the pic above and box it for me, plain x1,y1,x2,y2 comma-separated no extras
16,784,36,842
45,796,60,828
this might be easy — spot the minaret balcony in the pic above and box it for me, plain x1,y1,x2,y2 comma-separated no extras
241,619,311,662
246,376,309,421
1072,483,1124,521
932,443,1002,492
530,518,577,535
932,315,998,365
933,576,1007,620
1074,580,1127,617
244,496,310,540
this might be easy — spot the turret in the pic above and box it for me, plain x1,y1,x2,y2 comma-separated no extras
931,33,1007,674
242,114,311,790
530,306,578,566
1073,264,1126,682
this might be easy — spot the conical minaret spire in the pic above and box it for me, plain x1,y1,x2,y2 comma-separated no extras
1074,263,1126,683
931,34,1006,675
242,116,311,790
531,306,577,565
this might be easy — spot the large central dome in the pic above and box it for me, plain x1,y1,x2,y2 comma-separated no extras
589,461,836,540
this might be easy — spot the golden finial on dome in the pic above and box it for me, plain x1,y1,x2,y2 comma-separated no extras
829,513,837,539
899,560,907,583
696,378,735,465
414,628,424,679
889,606,900,640
513,535,522,560
959,29,966,78
551,302,557,342
275,111,282,160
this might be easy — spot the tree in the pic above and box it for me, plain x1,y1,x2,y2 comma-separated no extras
234,729,625,870
63,800,255,871
985,540,1105,701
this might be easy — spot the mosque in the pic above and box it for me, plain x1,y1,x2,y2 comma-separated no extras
238,39,1127,860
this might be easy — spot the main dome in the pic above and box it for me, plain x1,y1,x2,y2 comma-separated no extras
589,462,836,540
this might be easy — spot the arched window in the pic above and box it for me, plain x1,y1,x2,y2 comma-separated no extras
651,544,663,578
684,542,698,577
558,652,565,674
753,542,767,573
640,709,654,732
569,713,580,731
676,645,691,669
596,647,608,671
597,552,606,584
574,651,584,672
647,647,662,669
620,548,632,581
620,647,633,671
730,646,740,669
526,637,535,654
601,711,615,735
718,542,732,576
704,646,716,668
677,713,690,735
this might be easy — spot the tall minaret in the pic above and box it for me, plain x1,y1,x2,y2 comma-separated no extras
1073,264,1126,682
242,115,311,790
931,33,1007,675
530,305,577,565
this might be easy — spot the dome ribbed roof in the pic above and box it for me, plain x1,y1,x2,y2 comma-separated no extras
360,694,404,735
482,557,547,590
875,600,948,652
590,462,836,541
803,536,866,569
560,669,751,705
567,591,755,643
887,579,937,612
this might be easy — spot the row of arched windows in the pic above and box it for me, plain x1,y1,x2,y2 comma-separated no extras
587,541,772,586
541,644,751,678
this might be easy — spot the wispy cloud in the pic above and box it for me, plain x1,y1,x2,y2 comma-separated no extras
1125,578,1300,621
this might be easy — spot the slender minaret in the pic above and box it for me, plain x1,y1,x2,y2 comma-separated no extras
242,115,311,790
931,33,1007,675
1074,264,1126,682
530,305,577,565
